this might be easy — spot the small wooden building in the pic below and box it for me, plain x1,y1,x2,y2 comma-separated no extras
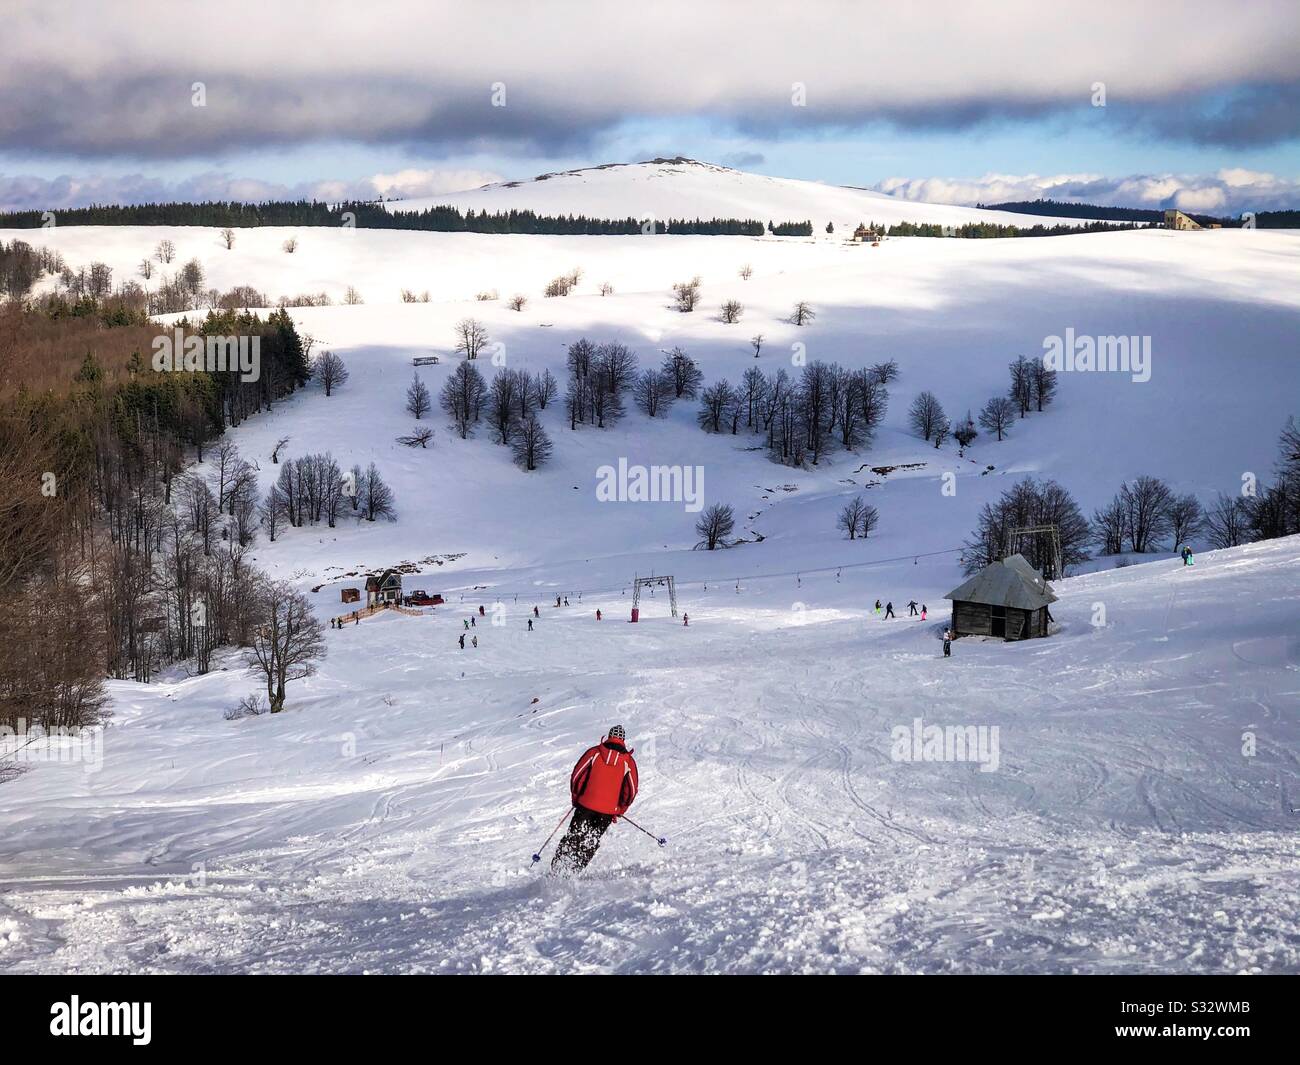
852,223,881,243
945,554,1056,641
341,587,361,604
365,569,403,606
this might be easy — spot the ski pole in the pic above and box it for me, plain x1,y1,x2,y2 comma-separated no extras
620,814,667,847
531,808,573,864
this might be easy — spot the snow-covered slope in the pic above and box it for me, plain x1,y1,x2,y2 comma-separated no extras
393,158,1100,230
1,159,1297,973
0,538,1296,973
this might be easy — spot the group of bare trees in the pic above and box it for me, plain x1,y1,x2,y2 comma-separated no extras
1091,475,1201,555
963,478,1092,577
489,367,556,470
918,356,1058,452
264,453,396,532
696,360,889,467
1093,419,1300,553
564,338,637,431
544,268,583,297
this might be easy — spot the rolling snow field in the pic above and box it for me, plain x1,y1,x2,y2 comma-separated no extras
1,162,1297,973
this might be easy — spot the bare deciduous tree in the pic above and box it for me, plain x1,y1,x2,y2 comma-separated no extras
790,301,815,326
908,391,947,441
672,276,702,312
244,580,326,713
453,318,489,360
511,416,553,471
405,372,431,419
979,396,1017,441
316,350,349,396
837,496,879,540
220,227,236,250
397,426,435,448
720,299,744,324
695,503,735,550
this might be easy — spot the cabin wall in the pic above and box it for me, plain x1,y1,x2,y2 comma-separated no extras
952,600,992,636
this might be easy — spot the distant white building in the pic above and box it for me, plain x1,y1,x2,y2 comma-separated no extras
1163,209,1202,231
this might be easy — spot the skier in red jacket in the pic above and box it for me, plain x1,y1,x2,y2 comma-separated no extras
551,725,639,875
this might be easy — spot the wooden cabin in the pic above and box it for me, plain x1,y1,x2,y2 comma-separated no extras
945,554,1056,641
852,223,881,243
365,569,403,606
341,587,361,604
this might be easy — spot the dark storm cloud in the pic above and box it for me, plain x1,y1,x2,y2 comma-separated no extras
2,1,1298,160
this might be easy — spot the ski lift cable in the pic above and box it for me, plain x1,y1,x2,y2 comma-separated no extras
439,546,965,602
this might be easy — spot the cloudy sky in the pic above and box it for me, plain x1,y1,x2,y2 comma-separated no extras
2,1,1299,214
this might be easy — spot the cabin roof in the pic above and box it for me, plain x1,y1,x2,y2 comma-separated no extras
945,554,1057,610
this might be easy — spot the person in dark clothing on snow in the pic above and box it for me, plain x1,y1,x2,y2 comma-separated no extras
534,606,540,618
874,599,882,615
527,618,534,631
943,628,952,657
552,725,639,876
458,632,465,649
1181,545,1194,566
596,609,602,621
884,601,895,619
908,600,918,617
479,605,485,617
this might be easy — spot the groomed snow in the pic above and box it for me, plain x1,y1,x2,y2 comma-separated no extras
1,164,1297,973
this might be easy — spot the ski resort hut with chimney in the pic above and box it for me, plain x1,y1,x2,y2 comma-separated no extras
365,569,403,607
944,554,1057,641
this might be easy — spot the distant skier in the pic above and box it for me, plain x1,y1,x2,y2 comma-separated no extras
921,604,927,621
471,615,476,628
943,628,952,657
459,632,465,650
908,600,918,617
596,609,602,621
564,596,570,607
884,601,895,619
874,599,881,615
556,595,562,607
463,618,469,630
479,604,485,617
527,618,534,631
551,725,639,876
683,613,689,626
1181,545,1194,567
534,606,540,618
472,634,478,648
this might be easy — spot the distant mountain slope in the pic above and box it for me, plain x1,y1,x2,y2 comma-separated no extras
391,158,1105,231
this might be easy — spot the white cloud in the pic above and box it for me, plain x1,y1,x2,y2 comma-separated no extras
0,168,505,213
872,170,1300,216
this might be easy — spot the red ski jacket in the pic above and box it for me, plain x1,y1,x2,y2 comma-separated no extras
570,738,639,817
